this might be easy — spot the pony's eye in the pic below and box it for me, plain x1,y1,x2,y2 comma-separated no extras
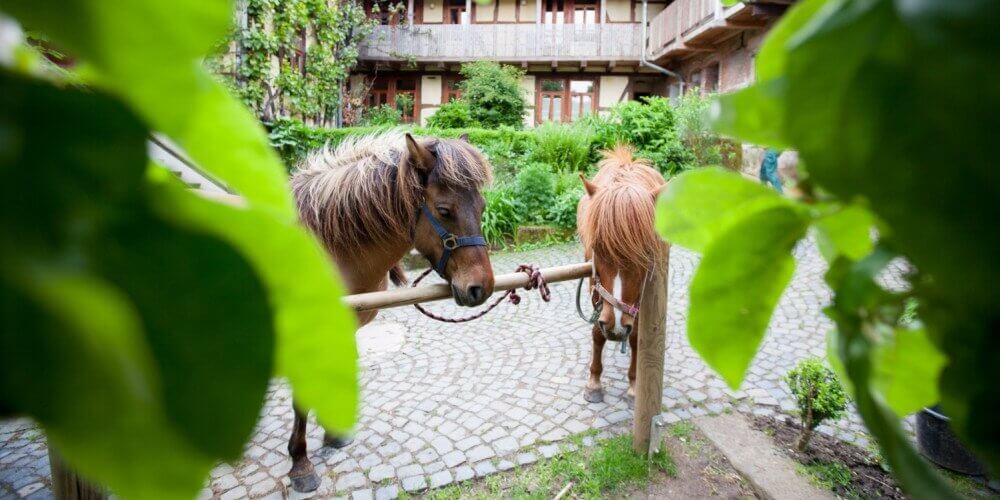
436,206,452,218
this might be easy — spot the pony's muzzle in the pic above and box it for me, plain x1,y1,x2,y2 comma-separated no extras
451,283,490,307
599,321,631,342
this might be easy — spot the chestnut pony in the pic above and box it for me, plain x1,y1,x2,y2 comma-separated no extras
577,146,666,403
288,130,495,491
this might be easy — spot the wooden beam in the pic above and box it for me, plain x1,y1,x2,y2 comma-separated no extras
633,242,669,455
343,262,593,312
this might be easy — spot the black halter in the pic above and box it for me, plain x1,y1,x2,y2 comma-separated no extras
421,204,487,277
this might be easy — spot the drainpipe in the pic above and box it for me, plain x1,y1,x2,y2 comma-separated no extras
640,0,684,95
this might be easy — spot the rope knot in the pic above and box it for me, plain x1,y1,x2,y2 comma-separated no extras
409,263,550,323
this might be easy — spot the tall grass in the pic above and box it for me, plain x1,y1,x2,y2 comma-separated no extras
530,122,594,173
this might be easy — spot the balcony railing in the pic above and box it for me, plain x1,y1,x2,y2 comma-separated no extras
647,0,749,59
359,23,643,62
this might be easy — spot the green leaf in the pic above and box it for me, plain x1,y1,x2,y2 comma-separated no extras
148,175,359,432
656,168,797,252
1,70,276,494
687,205,810,388
872,327,946,417
754,0,833,81
4,0,294,215
813,204,875,262
711,79,791,149
1,272,214,499
827,252,960,500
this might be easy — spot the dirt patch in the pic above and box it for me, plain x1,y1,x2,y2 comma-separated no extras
749,413,904,499
626,430,756,499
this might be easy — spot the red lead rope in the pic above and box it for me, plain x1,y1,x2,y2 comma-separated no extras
410,264,551,323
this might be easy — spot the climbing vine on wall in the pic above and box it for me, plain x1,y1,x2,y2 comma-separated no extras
208,0,378,126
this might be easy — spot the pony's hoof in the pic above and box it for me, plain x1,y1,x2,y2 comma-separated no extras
323,433,354,449
289,471,320,493
584,387,605,403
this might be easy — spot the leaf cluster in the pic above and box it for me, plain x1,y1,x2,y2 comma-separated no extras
785,358,847,430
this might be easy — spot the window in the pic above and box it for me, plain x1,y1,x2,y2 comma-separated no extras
445,0,467,24
573,0,598,24
544,0,566,24
367,76,420,123
704,63,720,93
537,77,595,123
443,77,463,102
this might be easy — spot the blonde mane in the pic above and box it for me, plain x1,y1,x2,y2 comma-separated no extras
291,130,492,255
578,145,666,271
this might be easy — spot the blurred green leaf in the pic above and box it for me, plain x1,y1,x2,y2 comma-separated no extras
149,177,359,432
813,204,874,262
687,205,809,388
656,168,797,252
712,79,790,149
3,0,294,215
0,70,274,496
872,327,946,417
1,272,214,499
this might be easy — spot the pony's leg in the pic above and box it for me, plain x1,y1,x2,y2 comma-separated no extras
627,320,639,400
323,305,379,448
288,402,319,492
584,325,607,403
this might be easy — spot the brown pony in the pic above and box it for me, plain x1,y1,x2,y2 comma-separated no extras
577,145,666,403
288,130,495,491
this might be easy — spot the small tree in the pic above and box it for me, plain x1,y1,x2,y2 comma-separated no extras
427,99,475,128
785,358,847,452
459,61,526,129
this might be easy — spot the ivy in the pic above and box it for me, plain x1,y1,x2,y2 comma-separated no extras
658,0,998,497
209,0,377,126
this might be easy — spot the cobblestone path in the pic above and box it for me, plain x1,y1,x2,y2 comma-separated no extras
1,239,906,499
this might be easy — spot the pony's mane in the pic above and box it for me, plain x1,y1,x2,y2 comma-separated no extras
579,145,666,271
290,130,492,255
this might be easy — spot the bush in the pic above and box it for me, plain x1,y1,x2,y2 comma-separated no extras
548,189,582,230
360,103,402,127
427,99,475,129
674,92,741,170
531,122,593,173
785,359,848,452
481,186,519,245
459,61,527,129
512,162,556,224
588,96,693,176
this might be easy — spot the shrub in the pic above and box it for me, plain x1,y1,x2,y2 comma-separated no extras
427,99,476,129
360,103,402,127
459,61,527,129
548,189,582,230
481,186,519,246
785,359,848,452
531,122,593,173
512,162,556,224
674,91,741,170
589,96,693,176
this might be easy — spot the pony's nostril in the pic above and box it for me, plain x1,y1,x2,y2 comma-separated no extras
467,286,484,304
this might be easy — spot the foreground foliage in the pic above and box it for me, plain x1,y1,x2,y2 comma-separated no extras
0,0,357,497
657,0,998,497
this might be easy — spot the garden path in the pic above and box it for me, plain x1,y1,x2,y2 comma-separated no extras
0,239,908,499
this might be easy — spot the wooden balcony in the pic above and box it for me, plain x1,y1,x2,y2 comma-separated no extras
359,23,644,63
647,0,764,61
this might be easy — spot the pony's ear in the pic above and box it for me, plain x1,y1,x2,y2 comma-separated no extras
405,133,436,176
580,173,598,197
459,133,470,142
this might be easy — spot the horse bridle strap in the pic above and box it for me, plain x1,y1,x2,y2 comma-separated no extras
421,204,487,277
593,280,640,318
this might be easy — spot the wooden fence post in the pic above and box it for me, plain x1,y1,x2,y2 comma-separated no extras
633,242,669,455
48,446,107,500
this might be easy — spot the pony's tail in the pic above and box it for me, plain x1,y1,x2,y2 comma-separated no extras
586,184,662,272
389,264,409,287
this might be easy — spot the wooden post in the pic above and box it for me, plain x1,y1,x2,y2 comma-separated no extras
632,242,669,455
48,447,107,500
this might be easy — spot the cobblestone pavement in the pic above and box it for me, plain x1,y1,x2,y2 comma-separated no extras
1,239,907,499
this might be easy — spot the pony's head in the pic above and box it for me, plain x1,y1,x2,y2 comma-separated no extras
404,133,495,306
578,145,665,340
